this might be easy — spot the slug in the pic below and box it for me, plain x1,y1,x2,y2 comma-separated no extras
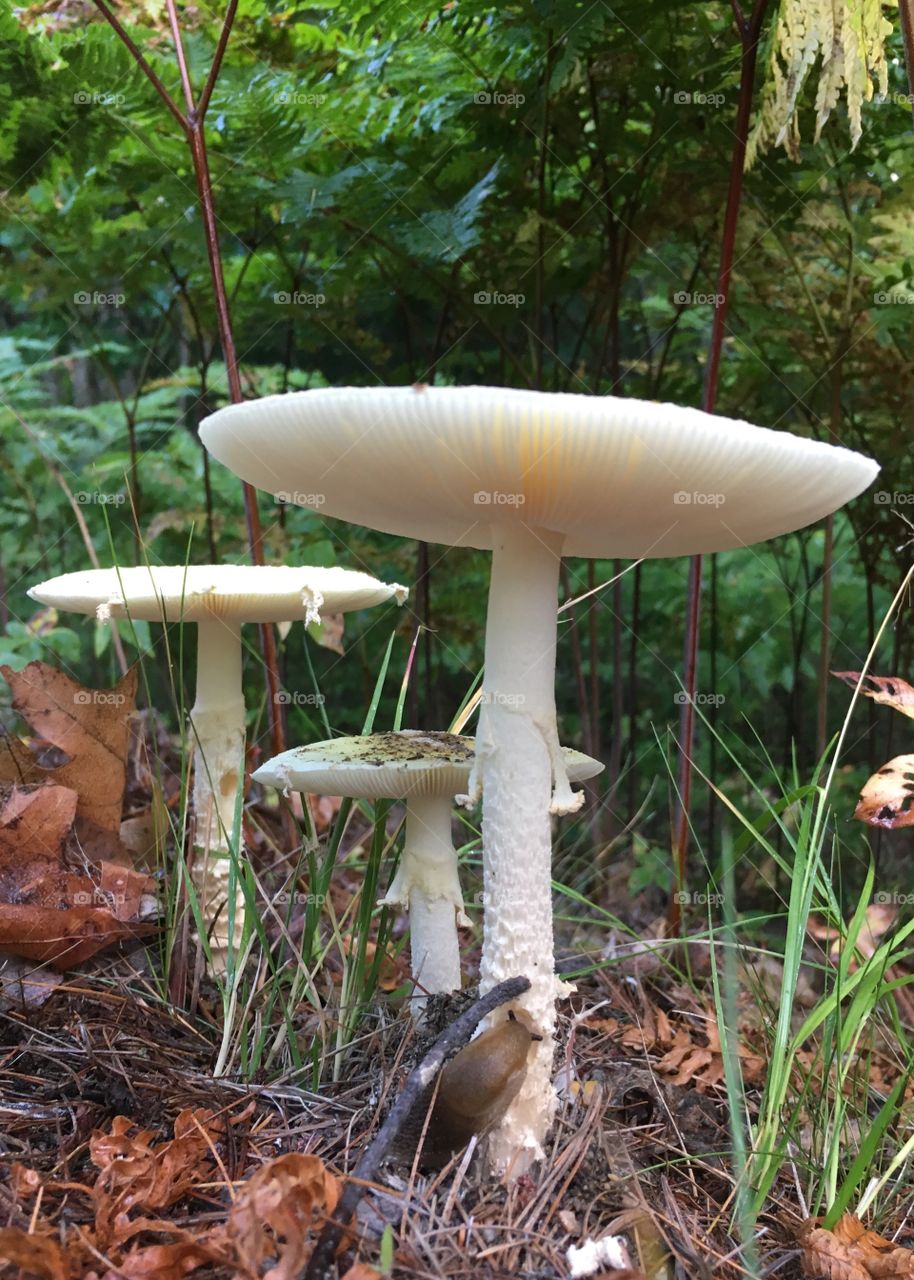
411,1011,538,1164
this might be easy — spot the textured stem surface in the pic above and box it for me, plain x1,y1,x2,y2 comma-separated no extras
476,523,567,1172
189,619,246,966
380,794,467,1011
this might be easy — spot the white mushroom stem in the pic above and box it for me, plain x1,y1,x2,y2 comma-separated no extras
379,794,470,1013
473,522,572,1174
187,619,246,965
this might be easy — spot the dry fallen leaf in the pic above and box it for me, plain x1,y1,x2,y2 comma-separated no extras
99,1237,215,1280
309,792,342,833
1,661,137,831
308,612,345,655
4,1128,340,1280
0,783,76,873
91,1110,225,1246
340,935,407,992
586,1002,765,1091
229,1152,339,1280
853,756,914,829
0,783,154,968
799,1214,914,1279
833,673,914,721
809,904,898,964
0,731,41,785
0,1227,67,1280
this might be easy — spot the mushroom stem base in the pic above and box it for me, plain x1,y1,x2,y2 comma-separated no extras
379,795,468,1014
187,846,246,971
477,522,568,1174
189,620,246,969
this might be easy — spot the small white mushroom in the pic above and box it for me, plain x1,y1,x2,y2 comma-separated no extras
201,384,878,1168
28,564,407,971
253,730,602,1015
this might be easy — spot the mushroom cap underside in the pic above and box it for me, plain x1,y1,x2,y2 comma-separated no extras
28,564,408,624
253,730,604,798
200,386,879,558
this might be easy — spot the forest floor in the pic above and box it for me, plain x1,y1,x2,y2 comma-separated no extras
0,943,817,1280
0,663,908,1280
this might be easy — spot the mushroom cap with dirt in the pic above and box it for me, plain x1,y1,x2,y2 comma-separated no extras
200,384,879,1169
28,564,408,969
254,730,602,1013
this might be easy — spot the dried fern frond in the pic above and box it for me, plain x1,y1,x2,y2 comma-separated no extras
747,0,894,167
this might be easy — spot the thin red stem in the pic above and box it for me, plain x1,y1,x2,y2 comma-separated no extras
669,0,770,933
92,0,189,135
92,0,286,768
164,0,196,116
199,0,239,120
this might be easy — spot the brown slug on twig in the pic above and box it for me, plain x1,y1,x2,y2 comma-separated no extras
304,976,531,1280
430,1011,539,1154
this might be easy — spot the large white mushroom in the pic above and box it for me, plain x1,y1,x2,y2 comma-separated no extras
28,564,407,969
200,385,878,1167
253,730,602,1015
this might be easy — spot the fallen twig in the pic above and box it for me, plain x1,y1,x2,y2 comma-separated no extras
304,975,531,1280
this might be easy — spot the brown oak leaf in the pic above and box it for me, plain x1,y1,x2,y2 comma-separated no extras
0,1227,67,1280
0,783,153,967
91,1111,225,1246
1,661,137,831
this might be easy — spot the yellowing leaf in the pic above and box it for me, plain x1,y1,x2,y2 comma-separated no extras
854,755,914,828
832,673,914,721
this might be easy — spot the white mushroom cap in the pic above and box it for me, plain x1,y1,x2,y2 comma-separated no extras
200,386,879,557
253,730,603,800
28,564,408,625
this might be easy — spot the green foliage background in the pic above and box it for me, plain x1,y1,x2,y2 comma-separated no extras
2,0,912,904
